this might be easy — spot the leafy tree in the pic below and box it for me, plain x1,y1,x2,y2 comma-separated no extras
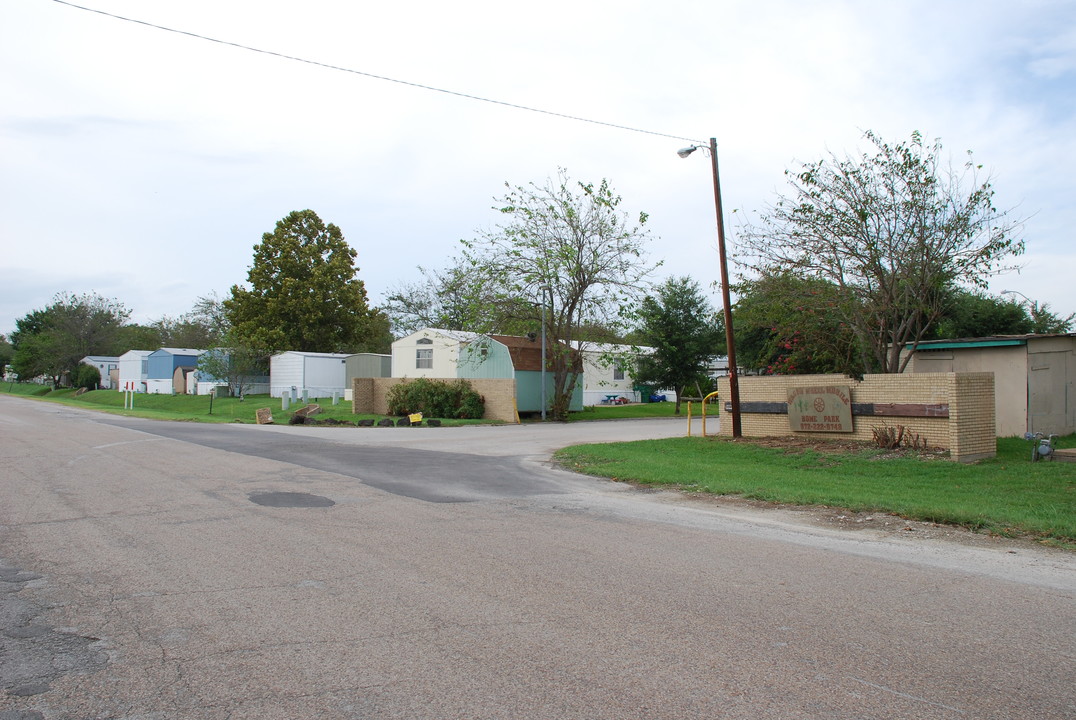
632,277,722,414
382,260,504,336
461,170,657,420
10,292,130,385
733,273,861,376
196,342,268,398
115,324,164,353
225,210,390,354
929,290,1032,339
737,131,1024,374
1016,298,1074,334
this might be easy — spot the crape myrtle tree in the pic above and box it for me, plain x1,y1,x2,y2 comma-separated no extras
632,276,723,414
225,210,391,355
461,170,658,420
736,131,1024,374
733,273,862,376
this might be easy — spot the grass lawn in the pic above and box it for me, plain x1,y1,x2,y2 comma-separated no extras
0,385,492,426
558,401,682,421
555,434,1076,545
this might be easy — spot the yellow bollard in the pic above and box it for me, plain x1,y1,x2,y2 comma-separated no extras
701,391,720,437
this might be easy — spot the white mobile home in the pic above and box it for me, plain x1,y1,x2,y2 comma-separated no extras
270,351,350,399
573,342,677,405
117,350,152,393
80,355,120,389
392,328,482,378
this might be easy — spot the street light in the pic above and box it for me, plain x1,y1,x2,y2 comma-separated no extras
1000,289,1030,303
678,138,742,438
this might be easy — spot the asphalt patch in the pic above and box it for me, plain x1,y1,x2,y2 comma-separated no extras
248,491,336,508
0,559,108,700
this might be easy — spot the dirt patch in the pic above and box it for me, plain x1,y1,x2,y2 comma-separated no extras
676,491,1051,549
733,434,949,461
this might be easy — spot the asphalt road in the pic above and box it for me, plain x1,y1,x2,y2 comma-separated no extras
1,395,1073,719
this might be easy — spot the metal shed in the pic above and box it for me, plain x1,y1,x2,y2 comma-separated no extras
270,351,351,398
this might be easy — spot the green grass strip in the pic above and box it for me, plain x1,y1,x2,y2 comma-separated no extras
555,435,1076,543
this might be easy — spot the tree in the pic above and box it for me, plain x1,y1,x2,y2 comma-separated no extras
224,210,390,354
1015,298,1074,334
10,292,131,385
733,273,862,376
114,324,164,354
196,343,268,398
150,292,231,349
929,289,1032,339
632,277,722,414
381,260,515,336
0,334,15,375
737,131,1024,374
461,170,658,420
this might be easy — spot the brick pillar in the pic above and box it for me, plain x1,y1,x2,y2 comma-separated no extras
948,372,996,462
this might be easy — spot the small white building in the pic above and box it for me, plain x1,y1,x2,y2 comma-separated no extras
116,350,152,393
269,351,350,399
80,355,120,389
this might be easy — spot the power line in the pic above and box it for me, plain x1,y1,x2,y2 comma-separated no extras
51,0,705,145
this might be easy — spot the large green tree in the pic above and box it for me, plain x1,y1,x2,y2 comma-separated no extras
737,131,1024,374
632,277,722,414
225,210,390,354
461,170,658,420
10,292,131,385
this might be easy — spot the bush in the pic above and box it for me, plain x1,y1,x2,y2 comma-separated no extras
387,378,485,419
70,363,102,390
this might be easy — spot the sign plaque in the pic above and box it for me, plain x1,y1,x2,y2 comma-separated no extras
787,385,853,432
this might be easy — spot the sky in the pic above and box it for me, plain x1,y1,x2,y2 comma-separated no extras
2,0,1074,337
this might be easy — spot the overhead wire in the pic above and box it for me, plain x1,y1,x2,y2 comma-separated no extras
50,0,706,146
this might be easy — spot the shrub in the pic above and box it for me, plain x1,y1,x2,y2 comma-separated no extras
387,378,485,419
70,363,102,390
